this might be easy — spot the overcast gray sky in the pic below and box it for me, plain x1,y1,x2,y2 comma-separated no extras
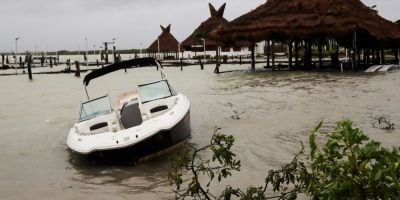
0,0,399,52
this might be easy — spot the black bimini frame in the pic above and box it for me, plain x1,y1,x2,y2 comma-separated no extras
82,58,162,100
83,57,161,86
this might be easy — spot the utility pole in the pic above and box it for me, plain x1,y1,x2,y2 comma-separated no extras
15,37,20,72
112,38,117,63
140,43,143,58
85,37,88,66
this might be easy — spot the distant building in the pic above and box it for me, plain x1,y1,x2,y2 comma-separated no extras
181,3,250,59
148,24,180,60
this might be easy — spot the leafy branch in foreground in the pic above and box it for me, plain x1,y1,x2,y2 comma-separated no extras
169,120,400,199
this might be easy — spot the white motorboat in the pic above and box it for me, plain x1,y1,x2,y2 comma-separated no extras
365,64,400,73
67,58,191,157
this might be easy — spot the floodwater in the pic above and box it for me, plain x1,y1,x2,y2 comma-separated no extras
1,63,400,199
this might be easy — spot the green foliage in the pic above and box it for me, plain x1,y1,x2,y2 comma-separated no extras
308,119,400,199
169,120,400,200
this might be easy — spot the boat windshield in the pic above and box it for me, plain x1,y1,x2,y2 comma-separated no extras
78,96,112,122
139,80,174,103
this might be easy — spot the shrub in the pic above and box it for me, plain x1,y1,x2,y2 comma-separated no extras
169,120,400,199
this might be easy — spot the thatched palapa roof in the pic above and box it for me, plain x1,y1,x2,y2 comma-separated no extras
213,0,400,48
148,24,180,53
181,3,248,51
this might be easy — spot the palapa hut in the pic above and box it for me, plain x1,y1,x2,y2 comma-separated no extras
148,24,180,59
213,0,400,71
181,3,248,54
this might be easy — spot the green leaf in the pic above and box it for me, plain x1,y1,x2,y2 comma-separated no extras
358,160,369,172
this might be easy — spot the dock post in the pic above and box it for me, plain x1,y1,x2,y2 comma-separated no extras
199,59,204,70
27,54,33,80
41,53,44,67
113,46,117,63
104,43,109,64
239,55,242,65
75,61,80,77
19,57,22,69
49,58,53,68
395,49,399,65
1,54,4,67
96,59,99,67
6,55,9,64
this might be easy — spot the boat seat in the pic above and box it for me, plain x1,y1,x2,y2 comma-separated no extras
120,98,143,129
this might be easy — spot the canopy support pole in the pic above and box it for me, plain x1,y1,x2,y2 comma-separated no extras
214,45,220,74
352,29,357,71
288,41,293,70
272,41,275,71
381,48,386,64
318,39,322,70
267,40,270,68
251,42,255,72
295,40,299,69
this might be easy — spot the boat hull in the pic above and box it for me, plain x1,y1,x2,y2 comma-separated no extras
87,110,191,160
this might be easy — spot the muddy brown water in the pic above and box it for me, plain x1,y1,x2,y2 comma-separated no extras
1,64,399,199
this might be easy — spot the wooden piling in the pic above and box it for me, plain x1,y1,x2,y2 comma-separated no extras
104,43,109,64
267,40,270,68
49,58,53,68
75,61,80,77
199,59,204,70
27,55,32,80
96,59,99,67
113,46,117,63
41,53,44,67
6,55,9,64
19,57,22,69
1,54,4,67
395,49,399,64
239,55,242,65
381,49,385,64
